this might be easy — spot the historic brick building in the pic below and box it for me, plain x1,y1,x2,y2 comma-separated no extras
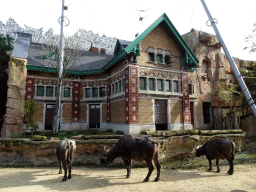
19,13,199,134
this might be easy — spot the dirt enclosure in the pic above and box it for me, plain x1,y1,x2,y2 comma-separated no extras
0,163,255,192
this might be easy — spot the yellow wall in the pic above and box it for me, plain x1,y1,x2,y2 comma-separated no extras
111,99,125,123
170,100,183,123
138,23,181,70
138,98,153,124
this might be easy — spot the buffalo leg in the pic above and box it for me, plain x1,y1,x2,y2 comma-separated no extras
68,164,72,179
123,159,132,178
144,159,154,182
216,159,220,173
207,158,212,172
153,154,161,182
62,161,68,181
59,161,62,174
226,157,234,175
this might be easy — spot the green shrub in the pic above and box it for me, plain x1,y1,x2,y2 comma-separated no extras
115,131,124,135
32,135,47,141
105,129,113,133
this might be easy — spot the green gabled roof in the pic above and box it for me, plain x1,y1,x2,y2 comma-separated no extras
101,13,198,72
27,13,198,75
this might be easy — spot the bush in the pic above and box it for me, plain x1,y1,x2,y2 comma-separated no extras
115,131,124,135
32,135,47,141
105,129,113,133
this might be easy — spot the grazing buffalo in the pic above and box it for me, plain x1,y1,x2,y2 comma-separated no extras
56,138,76,181
104,135,161,182
195,137,235,175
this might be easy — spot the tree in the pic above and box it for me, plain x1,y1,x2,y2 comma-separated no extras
41,34,83,133
0,34,14,80
245,22,256,53
24,100,39,134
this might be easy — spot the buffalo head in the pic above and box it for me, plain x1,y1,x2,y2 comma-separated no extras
195,144,203,157
104,146,117,165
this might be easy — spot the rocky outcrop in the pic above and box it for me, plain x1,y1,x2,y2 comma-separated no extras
1,58,27,137
0,131,246,167
182,30,254,108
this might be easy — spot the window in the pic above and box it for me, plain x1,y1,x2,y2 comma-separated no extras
92,88,98,97
119,81,121,93
149,53,154,62
115,82,118,94
64,88,70,97
139,77,146,90
46,86,53,97
111,84,114,95
165,55,171,64
189,84,193,95
37,86,44,96
157,79,163,91
165,80,171,92
100,87,105,97
85,88,91,98
149,78,155,90
173,81,179,92
55,87,57,97
156,54,163,63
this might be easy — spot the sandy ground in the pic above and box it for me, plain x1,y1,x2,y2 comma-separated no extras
0,164,255,192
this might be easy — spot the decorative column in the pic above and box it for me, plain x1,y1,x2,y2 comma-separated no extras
72,81,81,122
182,73,191,125
1,58,27,137
25,77,35,100
125,66,138,124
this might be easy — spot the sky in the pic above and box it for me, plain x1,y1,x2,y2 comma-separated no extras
1,0,256,61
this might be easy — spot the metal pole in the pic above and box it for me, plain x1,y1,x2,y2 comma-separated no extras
56,0,65,133
200,0,256,118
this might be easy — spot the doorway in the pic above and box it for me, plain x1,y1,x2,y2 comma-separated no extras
155,100,167,130
89,104,100,128
45,104,55,130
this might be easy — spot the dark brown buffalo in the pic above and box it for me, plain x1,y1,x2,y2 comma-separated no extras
104,135,161,182
195,137,235,175
56,138,76,181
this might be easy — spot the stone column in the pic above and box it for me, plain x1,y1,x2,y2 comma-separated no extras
1,57,27,137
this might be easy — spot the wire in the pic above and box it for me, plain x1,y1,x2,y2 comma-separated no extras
189,0,197,31
169,0,188,16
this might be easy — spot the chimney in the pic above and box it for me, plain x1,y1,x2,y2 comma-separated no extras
11,32,32,59
89,42,99,53
91,47,99,53
100,48,106,54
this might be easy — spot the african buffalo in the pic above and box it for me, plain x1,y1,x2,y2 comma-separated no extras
104,135,161,182
195,137,235,175
56,138,76,181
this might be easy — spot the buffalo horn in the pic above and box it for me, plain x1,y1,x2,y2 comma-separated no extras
104,146,110,153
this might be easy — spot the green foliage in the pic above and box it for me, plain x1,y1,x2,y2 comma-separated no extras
24,100,39,131
115,130,124,135
32,135,47,141
245,23,256,53
0,34,14,80
105,129,113,133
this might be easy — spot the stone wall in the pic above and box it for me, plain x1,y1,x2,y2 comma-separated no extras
1,57,27,137
0,130,246,167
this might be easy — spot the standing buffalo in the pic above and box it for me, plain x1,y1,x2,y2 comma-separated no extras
195,137,235,175
56,138,76,181
104,135,161,182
